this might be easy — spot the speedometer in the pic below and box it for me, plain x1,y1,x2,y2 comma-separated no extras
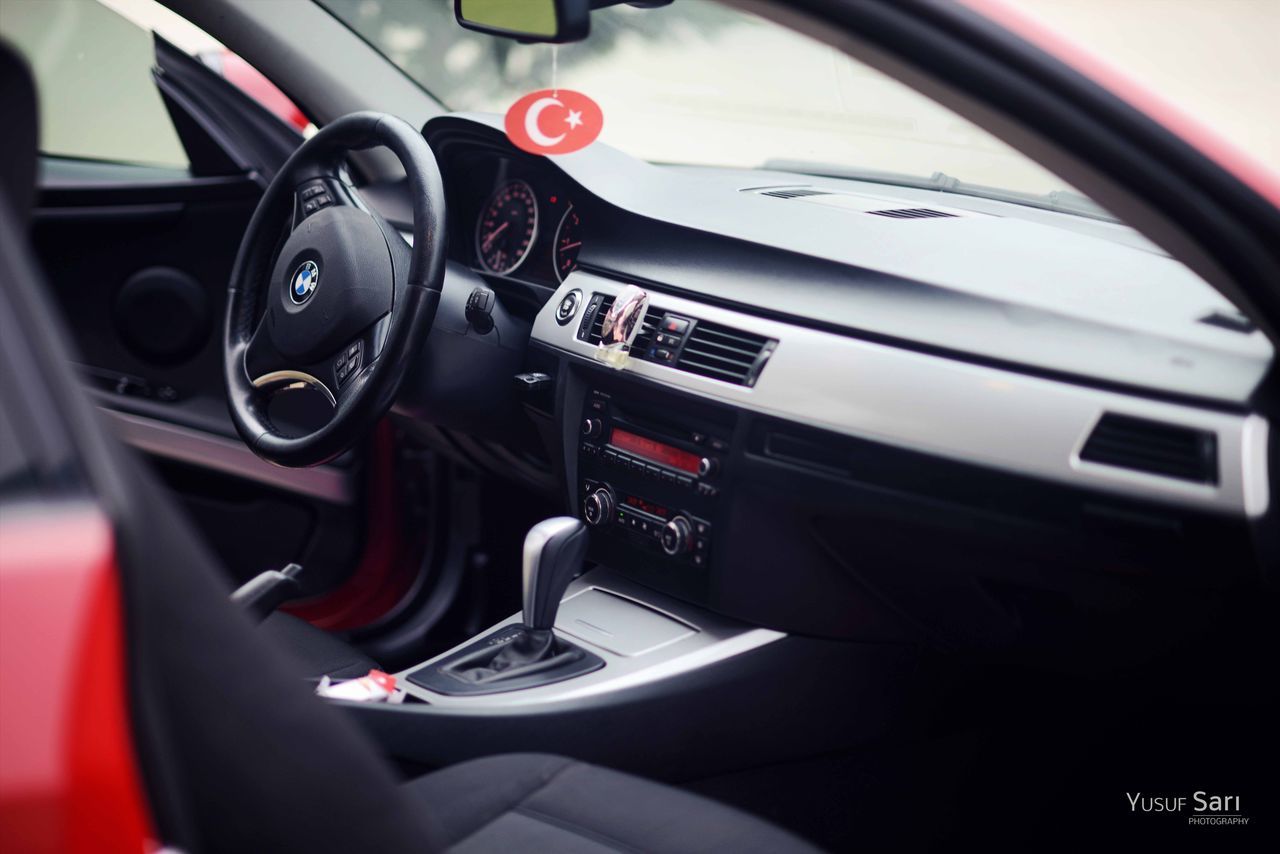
475,180,538,275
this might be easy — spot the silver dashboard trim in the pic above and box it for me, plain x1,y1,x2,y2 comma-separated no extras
532,272,1267,517
394,569,785,708
101,409,354,504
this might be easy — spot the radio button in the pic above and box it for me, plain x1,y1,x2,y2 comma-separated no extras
697,457,718,478
582,418,603,438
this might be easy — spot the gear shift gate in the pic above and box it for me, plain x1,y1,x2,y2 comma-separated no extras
406,518,605,696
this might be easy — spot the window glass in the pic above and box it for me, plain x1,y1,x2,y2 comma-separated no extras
317,0,1082,206
0,0,191,167
0,0,313,169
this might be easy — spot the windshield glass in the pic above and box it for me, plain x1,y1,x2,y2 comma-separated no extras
318,0,1091,208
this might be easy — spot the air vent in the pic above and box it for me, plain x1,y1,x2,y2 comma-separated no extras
1079,413,1218,484
677,321,774,387
1198,310,1256,334
759,188,832,199
866,207,958,219
585,295,658,349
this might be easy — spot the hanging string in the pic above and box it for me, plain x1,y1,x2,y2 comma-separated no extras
551,44,559,96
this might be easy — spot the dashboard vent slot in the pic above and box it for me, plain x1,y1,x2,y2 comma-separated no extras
1079,413,1218,484
586,295,659,350
677,322,774,387
1198,310,1256,334
866,207,958,219
759,188,831,199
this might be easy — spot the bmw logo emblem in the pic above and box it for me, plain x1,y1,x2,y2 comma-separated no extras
290,260,319,304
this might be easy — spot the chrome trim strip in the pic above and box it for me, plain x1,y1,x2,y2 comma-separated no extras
394,569,785,708
251,370,336,406
101,409,353,504
533,272,1267,517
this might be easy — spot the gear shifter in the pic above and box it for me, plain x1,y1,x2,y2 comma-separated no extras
522,517,589,630
406,517,604,695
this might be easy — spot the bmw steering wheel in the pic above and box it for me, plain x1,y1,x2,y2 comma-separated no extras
224,112,445,467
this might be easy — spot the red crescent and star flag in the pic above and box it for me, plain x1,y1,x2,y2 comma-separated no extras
505,89,603,155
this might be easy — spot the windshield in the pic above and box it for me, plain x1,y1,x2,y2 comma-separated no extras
318,0,1090,207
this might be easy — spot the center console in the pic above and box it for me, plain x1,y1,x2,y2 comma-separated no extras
577,386,730,584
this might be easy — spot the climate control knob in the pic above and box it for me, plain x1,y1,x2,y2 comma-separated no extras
661,515,693,556
583,486,615,526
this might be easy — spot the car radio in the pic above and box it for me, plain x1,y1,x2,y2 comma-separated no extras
577,389,727,568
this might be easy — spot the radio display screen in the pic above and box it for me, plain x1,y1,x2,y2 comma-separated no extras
610,428,701,474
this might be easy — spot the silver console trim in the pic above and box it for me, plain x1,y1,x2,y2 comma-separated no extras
531,272,1267,517
101,409,354,504
394,569,785,708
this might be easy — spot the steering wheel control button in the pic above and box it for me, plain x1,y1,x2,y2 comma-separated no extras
290,260,320,304
556,289,582,325
335,341,363,386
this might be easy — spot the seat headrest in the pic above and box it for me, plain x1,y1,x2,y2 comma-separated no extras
0,38,38,220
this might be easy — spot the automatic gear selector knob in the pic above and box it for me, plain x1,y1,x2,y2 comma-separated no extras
522,517,589,631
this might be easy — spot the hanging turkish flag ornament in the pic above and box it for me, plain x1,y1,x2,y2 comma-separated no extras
504,89,603,155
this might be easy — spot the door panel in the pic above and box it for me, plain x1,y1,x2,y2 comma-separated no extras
31,159,364,592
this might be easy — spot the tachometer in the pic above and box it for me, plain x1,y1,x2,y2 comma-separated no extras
475,180,538,275
554,204,582,282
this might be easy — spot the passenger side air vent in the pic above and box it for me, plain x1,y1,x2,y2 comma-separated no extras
758,188,831,199
866,207,958,219
677,321,775,387
1079,413,1218,484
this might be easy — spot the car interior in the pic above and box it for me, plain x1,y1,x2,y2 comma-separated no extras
1,0,1277,851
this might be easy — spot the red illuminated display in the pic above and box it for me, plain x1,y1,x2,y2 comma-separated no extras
624,495,670,518
610,428,701,474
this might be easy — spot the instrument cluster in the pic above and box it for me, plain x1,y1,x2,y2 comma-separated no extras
462,157,586,286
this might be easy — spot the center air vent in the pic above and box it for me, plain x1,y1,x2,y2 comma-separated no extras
579,293,776,387
676,321,774,386
584,295,658,349
1079,413,1218,484
866,207,958,219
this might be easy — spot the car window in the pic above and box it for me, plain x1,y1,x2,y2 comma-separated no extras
0,0,313,170
317,0,1088,209
0,0,191,167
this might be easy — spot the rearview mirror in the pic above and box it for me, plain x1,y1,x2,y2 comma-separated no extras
454,0,590,43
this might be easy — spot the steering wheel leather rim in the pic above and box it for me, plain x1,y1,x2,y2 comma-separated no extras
224,112,446,467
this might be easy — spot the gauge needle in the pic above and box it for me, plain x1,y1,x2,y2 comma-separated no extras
559,241,582,252
482,221,508,251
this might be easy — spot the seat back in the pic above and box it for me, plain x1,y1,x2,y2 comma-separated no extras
0,38,441,854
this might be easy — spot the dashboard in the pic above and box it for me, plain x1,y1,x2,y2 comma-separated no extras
392,113,1275,646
